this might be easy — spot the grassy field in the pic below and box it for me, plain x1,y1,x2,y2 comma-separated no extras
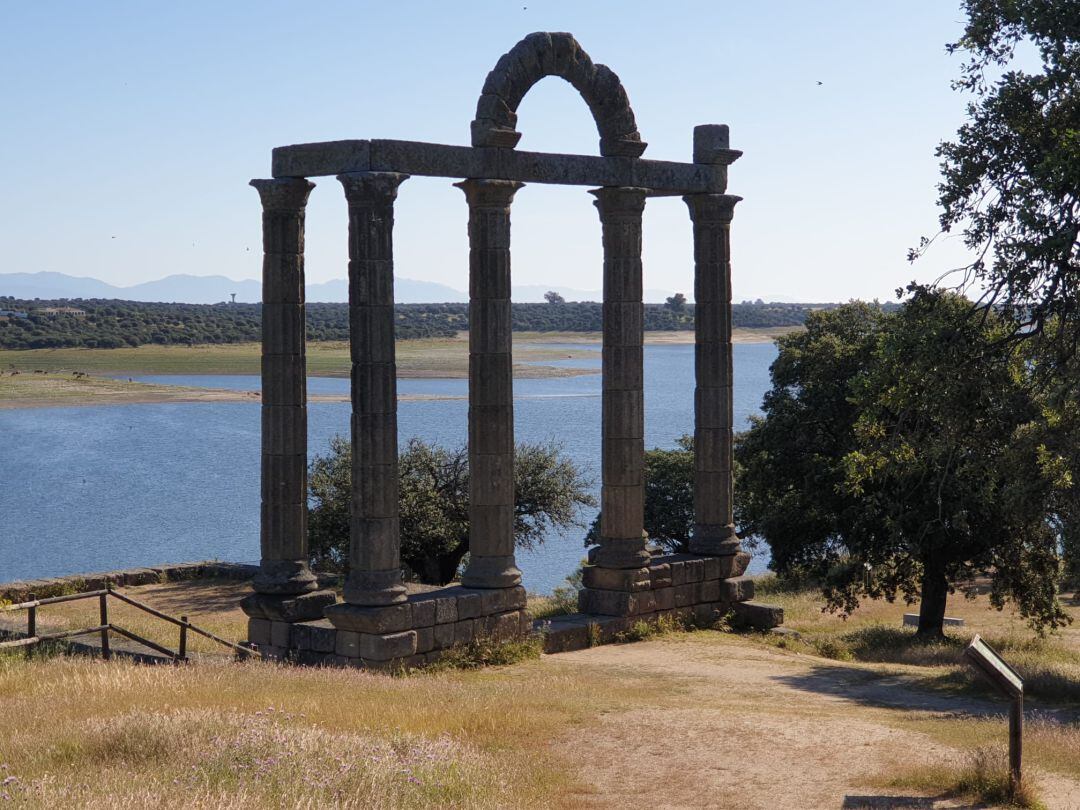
0,371,261,408
0,328,798,378
0,338,597,378
2,575,1079,807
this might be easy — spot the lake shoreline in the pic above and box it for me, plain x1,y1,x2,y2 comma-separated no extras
0,328,793,409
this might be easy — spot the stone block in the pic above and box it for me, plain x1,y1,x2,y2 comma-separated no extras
124,568,163,586
487,610,522,642
335,631,361,658
409,597,437,627
289,622,312,650
454,619,475,645
308,621,337,653
541,616,590,653
433,622,456,649
270,621,293,648
685,558,705,583
416,626,435,654
674,583,695,608
435,596,458,625
720,551,753,580
247,618,272,647
241,589,335,623
654,586,675,611
693,602,725,627
670,560,687,586
480,588,508,615
505,585,527,610
581,565,650,592
326,655,350,668
456,590,483,619
699,579,721,603
325,602,412,634
359,630,417,661
719,576,755,603
730,601,784,630
579,588,647,617
648,563,672,589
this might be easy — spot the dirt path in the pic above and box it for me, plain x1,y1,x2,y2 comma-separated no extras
549,636,1080,809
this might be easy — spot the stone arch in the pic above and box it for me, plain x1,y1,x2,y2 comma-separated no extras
471,32,647,158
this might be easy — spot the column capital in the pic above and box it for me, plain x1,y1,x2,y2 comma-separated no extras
589,186,648,219
683,193,742,224
249,178,315,211
338,171,409,205
454,178,524,209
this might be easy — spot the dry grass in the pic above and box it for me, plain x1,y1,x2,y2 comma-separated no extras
0,649,668,808
878,746,1045,808
753,577,1080,705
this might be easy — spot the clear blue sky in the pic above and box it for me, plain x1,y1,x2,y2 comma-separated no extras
1,1,982,301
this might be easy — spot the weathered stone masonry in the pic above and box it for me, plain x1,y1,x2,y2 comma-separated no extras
243,32,783,668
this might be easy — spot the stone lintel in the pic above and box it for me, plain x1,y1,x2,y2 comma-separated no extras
271,138,725,194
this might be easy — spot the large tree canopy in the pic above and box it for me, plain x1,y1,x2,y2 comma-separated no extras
736,294,1074,636
912,0,1080,358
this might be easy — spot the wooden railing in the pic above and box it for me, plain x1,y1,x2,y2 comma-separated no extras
0,585,259,662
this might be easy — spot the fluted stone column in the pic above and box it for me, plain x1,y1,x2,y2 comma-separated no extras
456,179,523,589
591,187,651,569
684,192,741,556
339,172,409,605
250,178,318,595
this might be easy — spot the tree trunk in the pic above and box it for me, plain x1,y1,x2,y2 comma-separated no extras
412,543,470,586
917,555,949,638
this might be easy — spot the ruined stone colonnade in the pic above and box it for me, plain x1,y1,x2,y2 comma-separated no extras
242,33,781,667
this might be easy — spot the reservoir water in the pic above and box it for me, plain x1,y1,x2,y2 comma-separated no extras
0,342,777,593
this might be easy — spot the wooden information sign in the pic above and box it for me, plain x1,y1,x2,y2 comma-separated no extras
963,634,1024,787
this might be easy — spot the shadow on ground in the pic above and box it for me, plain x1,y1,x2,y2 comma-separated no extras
772,660,1007,716
841,796,979,809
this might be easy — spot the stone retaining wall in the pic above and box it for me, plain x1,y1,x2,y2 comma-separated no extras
0,561,263,604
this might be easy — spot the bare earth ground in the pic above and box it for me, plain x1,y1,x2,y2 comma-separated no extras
555,638,1079,809
14,579,1080,808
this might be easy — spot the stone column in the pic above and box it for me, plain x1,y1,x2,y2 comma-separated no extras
338,171,409,606
591,187,651,569
250,178,318,595
684,192,741,556
455,179,523,589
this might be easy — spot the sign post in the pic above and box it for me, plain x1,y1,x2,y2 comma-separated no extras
963,634,1024,788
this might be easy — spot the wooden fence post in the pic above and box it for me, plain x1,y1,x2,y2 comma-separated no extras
179,615,189,662
99,593,110,661
26,593,36,639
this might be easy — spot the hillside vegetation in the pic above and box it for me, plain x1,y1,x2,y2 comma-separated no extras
0,297,845,350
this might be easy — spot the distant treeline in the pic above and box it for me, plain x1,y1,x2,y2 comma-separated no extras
0,297,857,350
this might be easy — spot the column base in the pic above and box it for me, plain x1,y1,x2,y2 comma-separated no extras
588,536,652,569
241,589,336,622
253,559,319,595
344,569,408,606
460,555,522,589
689,524,742,557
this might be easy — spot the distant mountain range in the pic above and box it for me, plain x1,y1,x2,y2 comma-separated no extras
0,272,684,305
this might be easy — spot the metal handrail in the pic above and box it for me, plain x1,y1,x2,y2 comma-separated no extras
0,584,259,662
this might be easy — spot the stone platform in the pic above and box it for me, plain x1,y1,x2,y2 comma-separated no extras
247,584,530,670
246,551,783,669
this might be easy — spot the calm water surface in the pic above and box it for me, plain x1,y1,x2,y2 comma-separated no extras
0,343,777,593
